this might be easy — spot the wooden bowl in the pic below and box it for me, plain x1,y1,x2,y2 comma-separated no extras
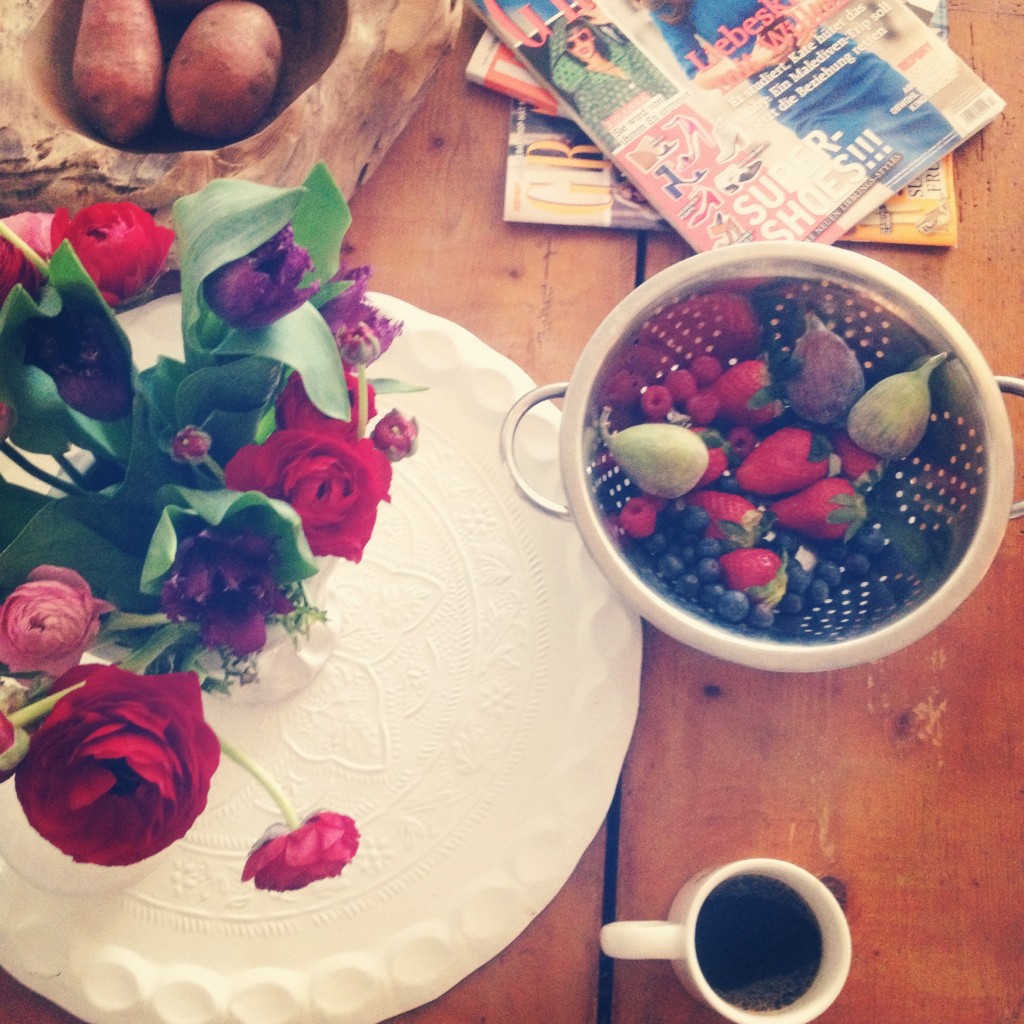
2,0,462,219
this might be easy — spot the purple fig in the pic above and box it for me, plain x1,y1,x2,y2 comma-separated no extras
784,313,865,425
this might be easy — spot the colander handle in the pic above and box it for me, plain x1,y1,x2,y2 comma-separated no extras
499,383,572,520
995,376,1024,519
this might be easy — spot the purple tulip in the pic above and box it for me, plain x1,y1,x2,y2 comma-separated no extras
161,529,294,657
204,226,319,329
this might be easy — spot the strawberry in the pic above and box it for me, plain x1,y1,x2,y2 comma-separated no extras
770,477,867,541
686,489,764,547
720,548,788,606
710,359,782,427
691,430,729,489
635,290,762,363
830,429,885,487
735,426,830,496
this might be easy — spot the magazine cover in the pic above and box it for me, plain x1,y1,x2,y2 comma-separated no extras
505,98,668,228
467,0,1002,251
471,0,960,243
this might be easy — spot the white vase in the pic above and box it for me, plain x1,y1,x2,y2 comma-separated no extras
0,778,170,896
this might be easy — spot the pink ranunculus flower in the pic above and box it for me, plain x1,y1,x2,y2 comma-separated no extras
2,212,56,260
0,566,115,677
242,810,359,891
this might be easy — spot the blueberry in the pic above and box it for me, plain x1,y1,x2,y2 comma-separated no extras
679,504,711,535
820,541,848,563
815,560,842,589
854,523,887,555
777,592,805,615
695,536,723,560
700,583,726,608
774,530,802,555
658,552,688,579
678,544,697,566
843,551,871,577
746,602,776,630
674,572,701,599
644,531,670,557
696,556,722,583
716,475,742,494
717,589,750,623
786,562,811,595
809,577,831,606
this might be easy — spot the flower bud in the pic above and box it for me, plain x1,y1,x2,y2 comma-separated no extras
0,399,15,442
372,409,419,462
336,321,382,366
204,226,319,329
170,425,212,464
0,712,30,782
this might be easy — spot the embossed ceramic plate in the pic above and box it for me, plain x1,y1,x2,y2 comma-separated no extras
0,295,642,1024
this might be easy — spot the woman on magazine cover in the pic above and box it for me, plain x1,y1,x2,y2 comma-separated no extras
536,14,676,151
642,0,956,190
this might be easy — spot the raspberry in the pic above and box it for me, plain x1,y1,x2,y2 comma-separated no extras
684,390,720,425
727,425,757,459
618,495,660,538
691,354,724,386
640,384,674,421
665,368,698,404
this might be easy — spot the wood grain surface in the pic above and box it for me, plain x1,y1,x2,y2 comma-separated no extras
2,4,1022,1023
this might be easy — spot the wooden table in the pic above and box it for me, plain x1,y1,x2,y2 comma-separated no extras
3,5,1022,1023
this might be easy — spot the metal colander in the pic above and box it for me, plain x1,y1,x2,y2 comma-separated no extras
501,242,1023,671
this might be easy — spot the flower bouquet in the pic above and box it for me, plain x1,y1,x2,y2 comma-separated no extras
0,164,420,891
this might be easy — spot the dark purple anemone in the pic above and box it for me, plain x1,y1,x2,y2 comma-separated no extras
161,529,294,657
204,226,319,329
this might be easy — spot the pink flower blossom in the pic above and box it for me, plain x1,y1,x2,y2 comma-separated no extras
2,212,55,260
0,566,115,677
242,811,359,891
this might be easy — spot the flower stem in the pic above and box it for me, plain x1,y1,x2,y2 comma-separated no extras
117,623,189,673
357,363,369,440
217,735,301,830
8,681,86,728
202,454,226,485
0,220,50,278
0,441,87,496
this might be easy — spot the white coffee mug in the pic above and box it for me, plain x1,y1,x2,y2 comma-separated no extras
600,859,851,1024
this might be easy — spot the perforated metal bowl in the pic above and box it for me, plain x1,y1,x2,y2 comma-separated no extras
501,242,1023,672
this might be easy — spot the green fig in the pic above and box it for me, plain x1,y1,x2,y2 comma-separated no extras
845,352,948,459
784,312,865,424
602,420,710,498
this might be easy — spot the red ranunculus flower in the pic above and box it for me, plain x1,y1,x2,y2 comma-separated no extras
50,201,174,306
225,430,392,562
242,810,359,891
275,370,375,442
0,237,43,307
14,665,220,866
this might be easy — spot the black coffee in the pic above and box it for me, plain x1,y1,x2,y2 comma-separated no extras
694,874,823,1012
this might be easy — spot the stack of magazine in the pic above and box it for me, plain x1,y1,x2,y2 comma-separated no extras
467,0,1001,248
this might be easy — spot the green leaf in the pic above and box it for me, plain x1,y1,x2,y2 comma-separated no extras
0,495,157,611
0,480,49,550
173,356,283,463
172,178,307,350
140,486,317,594
214,303,350,421
291,162,351,289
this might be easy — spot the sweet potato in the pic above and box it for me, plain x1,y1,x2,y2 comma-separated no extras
72,0,164,145
165,0,282,141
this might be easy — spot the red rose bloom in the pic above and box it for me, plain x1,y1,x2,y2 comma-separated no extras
225,430,392,561
0,237,43,307
50,201,174,306
14,665,220,866
275,370,375,442
242,811,359,891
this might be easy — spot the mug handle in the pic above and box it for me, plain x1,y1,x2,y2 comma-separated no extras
995,376,1024,519
498,383,572,521
600,920,687,961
